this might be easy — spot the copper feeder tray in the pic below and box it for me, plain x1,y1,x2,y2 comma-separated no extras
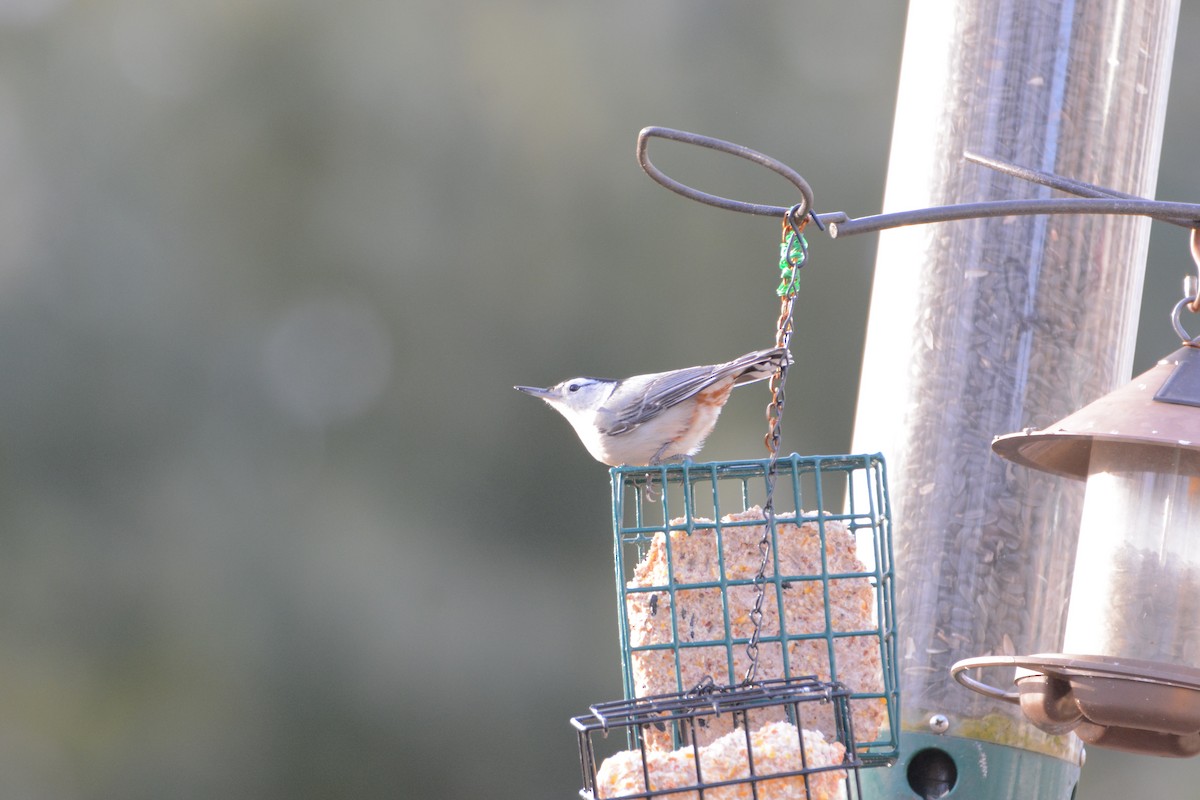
952,653,1200,757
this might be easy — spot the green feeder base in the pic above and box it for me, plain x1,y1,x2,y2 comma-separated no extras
860,732,1080,800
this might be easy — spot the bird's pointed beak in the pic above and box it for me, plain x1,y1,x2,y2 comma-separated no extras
514,385,554,399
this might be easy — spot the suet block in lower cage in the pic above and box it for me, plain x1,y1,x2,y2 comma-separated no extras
573,677,863,800
611,454,898,764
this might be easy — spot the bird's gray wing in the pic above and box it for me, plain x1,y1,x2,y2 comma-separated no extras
600,364,724,435
600,348,788,436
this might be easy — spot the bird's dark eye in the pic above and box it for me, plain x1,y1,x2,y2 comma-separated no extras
568,383,581,393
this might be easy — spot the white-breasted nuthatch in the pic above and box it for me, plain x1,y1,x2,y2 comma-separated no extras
515,347,791,466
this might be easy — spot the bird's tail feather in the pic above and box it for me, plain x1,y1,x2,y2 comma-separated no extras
730,346,792,386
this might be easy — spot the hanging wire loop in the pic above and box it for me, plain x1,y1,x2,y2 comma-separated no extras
1190,228,1200,314
1174,232,1200,341
1170,295,1200,346
636,126,819,226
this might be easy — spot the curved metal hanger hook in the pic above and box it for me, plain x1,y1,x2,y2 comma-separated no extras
636,127,818,226
636,127,1200,241
1172,227,1200,344
1190,227,1200,315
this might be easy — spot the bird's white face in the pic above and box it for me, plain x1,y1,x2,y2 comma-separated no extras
514,377,617,461
516,376,614,431
532,377,614,417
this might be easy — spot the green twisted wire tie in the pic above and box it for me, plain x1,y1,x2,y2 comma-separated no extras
776,230,807,297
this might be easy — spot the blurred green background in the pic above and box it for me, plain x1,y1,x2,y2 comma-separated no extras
1,2,1197,798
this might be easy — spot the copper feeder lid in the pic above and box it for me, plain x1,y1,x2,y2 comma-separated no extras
992,346,1200,480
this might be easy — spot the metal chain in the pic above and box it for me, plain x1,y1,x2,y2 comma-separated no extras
742,208,806,686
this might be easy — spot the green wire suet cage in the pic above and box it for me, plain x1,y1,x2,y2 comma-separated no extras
610,454,899,765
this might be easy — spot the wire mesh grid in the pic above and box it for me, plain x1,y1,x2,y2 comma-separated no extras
572,676,864,800
610,454,898,765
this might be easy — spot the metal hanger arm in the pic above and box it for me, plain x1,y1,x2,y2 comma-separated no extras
637,126,1200,237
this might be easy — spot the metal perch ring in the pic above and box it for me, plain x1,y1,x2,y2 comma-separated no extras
636,127,815,223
